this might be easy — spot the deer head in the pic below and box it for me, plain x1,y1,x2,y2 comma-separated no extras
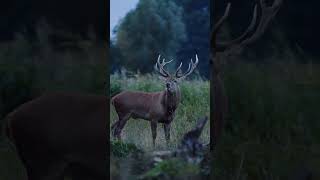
212,0,283,56
154,54,199,94
111,54,199,147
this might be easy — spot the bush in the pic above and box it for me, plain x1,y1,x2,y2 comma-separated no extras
111,140,142,158
141,158,201,179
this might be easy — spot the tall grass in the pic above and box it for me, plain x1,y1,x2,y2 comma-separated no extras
214,61,320,180
110,71,210,151
0,22,107,180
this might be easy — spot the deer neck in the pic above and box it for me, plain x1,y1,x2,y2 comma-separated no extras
164,87,180,113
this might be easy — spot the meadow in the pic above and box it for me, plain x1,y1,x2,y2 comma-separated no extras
109,71,210,179
110,71,210,150
108,59,320,179
0,27,319,179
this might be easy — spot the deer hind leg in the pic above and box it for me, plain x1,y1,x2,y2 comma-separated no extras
111,121,119,133
163,123,171,146
150,121,158,148
113,113,131,140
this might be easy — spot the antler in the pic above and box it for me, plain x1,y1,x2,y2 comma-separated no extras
154,54,173,77
175,54,199,79
212,0,283,53
211,0,282,149
241,0,282,46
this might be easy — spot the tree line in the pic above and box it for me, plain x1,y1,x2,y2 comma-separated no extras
111,0,210,78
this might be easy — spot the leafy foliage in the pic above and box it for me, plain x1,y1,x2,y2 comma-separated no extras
174,0,210,77
111,0,210,78
114,0,186,73
111,140,142,158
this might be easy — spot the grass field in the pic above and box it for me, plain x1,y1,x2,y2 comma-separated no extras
110,71,210,151
1,60,319,179
109,71,210,179
214,61,320,179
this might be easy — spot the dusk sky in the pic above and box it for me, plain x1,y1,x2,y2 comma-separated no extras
110,0,139,38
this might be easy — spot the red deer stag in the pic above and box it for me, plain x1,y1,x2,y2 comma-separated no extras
211,0,282,148
111,54,199,147
3,92,107,180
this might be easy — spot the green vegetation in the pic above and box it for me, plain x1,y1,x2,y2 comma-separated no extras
111,140,143,158
0,138,26,180
0,21,106,180
110,72,210,150
141,158,201,179
110,72,210,179
0,23,106,119
111,0,210,78
214,61,320,179
113,0,186,73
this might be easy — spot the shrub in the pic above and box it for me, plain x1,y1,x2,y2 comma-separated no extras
111,140,142,158
141,158,201,179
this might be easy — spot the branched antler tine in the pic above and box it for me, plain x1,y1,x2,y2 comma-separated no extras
160,58,173,76
178,54,199,79
154,62,168,77
191,54,199,69
215,4,258,50
242,0,283,46
211,3,231,48
155,54,169,77
175,62,183,78
185,60,194,74
157,55,174,77
186,62,192,73
162,58,173,66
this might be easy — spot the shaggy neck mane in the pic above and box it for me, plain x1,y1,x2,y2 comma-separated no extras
164,89,180,116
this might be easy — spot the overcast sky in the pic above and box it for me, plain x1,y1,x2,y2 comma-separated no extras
110,0,139,38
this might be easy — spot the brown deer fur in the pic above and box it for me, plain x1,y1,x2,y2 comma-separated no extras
111,55,198,147
3,92,107,180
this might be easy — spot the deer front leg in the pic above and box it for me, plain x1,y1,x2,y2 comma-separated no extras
150,121,157,148
163,123,171,146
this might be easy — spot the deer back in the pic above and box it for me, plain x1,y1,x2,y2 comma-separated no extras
111,91,167,119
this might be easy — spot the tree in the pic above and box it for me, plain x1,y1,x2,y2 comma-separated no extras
114,0,186,73
174,0,210,78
